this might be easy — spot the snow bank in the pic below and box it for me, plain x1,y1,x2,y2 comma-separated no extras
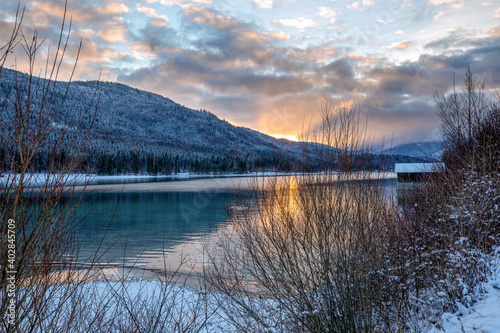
427,249,500,332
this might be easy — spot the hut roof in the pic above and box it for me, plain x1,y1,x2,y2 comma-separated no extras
395,163,444,173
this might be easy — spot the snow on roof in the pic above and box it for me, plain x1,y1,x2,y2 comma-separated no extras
394,163,444,173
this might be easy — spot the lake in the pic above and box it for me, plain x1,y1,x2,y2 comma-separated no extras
72,176,262,278
72,174,396,279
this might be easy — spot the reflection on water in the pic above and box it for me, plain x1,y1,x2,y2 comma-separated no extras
76,190,240,269
73,175,396,275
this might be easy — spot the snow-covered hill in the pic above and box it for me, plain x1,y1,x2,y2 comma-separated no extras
1,68,429,173
0,68,299,159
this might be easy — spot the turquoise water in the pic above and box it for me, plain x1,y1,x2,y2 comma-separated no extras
72,175,396,271
73,177,257,270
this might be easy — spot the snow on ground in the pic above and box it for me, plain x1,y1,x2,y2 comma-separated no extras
67,250,500,333
427,251,500,333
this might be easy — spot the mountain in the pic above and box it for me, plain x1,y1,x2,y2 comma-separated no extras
1,68,309,174
1,68,296,157
383,141,442,161
1,68,428,174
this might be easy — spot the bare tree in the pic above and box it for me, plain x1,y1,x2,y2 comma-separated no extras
434,66,498,173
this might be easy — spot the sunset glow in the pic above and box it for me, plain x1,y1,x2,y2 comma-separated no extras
268,133,299,142
1,0,499,145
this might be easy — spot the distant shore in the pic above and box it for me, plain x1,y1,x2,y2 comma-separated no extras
0,171,396,192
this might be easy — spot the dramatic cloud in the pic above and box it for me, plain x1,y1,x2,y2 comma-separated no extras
1,0,497,145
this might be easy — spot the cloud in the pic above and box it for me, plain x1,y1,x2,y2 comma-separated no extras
346,2,361,10
271,17,318,29
183,5,238,30
317,7,338,24
98,26,128,42
96,3,129,15
387,40,415,50
424,27,475,50
427,0,455,5
30,1,129,23
147,0,213,6
4,0,494,146
136,5,169,23
151,21,168,28
347,54,380,63
118,4,500,144
432,10,445,19
250,0,273,9
269,31,290,40
345,0,374,11
486,25,500,37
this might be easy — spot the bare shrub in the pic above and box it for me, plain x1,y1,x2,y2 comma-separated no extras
0,5,214,331
397,68,500,327
205,103,408,332
0,3,104,331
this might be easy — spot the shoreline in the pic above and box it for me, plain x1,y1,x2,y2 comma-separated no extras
1,171,397,190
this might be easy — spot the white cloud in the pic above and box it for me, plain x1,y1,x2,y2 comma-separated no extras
250,0,273,9
98,27,127,42
96,3,129,15
317,7,338,24
146,0,213,6
434,10,446,19
346,0,374,10
427,0,455,5
346,2,361,10
271,17,318,29
495,6,500,17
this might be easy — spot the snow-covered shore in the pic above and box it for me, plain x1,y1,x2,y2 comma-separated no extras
28,254,498,333
426,250,500,333
0,171,301,188
92,251,500,332
1,172,397,194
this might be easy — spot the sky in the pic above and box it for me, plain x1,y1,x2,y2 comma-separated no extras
1,0,499,146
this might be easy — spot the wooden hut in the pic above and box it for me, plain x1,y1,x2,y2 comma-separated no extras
395,163,444,205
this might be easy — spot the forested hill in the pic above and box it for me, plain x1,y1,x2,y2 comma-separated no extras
80,80,292,157
0,68,428,175
0,68,302,174
2,68,294,155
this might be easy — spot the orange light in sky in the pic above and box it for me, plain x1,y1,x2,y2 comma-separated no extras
268,133,299,142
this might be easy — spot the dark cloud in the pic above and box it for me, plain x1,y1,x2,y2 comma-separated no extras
322,58,355,80
424,28,472,50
